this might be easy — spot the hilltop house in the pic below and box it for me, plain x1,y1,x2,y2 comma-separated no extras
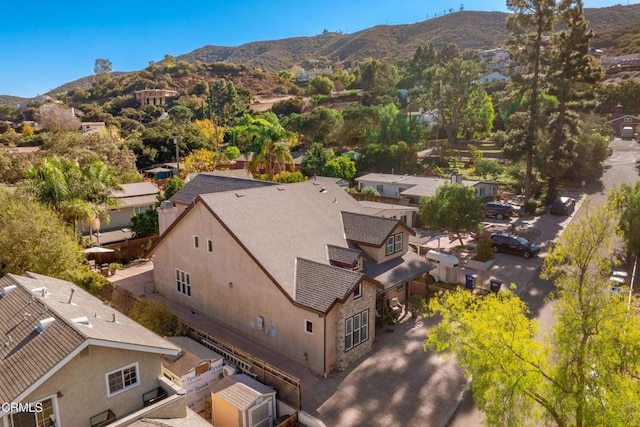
0,272,199,427
150,179,433,375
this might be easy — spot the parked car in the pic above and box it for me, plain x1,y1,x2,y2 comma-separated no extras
550,196,576,216
490,231,541,259
484,201,515,220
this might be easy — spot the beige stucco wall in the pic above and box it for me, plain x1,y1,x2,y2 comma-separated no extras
335,281,377,370
23,345,164,427
357,225,409,263
153,203,328,374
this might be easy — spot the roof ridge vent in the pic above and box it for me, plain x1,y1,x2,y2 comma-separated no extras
72,316,90,326
36,317,55,333
31,287,48,297
0,285,17,298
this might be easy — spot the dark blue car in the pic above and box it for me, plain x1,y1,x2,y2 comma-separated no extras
490,232,541,259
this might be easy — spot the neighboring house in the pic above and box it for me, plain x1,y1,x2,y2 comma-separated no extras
0,272,193,427
84,182,160,245
134,89,178,107
210,374,277,427
359,200,418,228
356,172,497,204
162,336,224,413
479,71,509,83
150,179,432,375
479,47,511,63
159,174,275,234
601,53,640,73
407,108,439,125
81,121,106,134
296,66,333,82
609,104,640,136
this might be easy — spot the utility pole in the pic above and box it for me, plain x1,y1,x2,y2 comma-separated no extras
173,133,181,176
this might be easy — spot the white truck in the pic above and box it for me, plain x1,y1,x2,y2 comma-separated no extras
621,126,634,139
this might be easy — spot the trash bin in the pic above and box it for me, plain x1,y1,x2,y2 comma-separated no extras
465,274,477,289
489,279,503,293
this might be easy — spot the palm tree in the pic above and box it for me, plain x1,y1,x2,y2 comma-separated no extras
247,125,294,181
26,156,121,238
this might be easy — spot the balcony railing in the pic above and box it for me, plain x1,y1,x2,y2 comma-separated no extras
142,387,168,407
90,409,116,427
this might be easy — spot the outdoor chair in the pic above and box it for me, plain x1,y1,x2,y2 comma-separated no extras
387,297,404,315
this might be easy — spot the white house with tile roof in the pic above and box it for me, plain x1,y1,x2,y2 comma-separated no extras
150,178,433,375
0,272,208,427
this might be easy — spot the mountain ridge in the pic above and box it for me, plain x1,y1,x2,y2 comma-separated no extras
3,5,640,104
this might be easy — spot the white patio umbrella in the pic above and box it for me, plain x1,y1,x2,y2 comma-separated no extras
82,247,115,266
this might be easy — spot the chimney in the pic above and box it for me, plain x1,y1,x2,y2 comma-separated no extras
450,171,462,184
613,104,624,120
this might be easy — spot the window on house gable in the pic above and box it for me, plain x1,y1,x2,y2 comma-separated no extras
354,283,362,299
9,396,56,427
305,320,313,334
176,269,191,297
207,239,213,253
386,236,394,255
106,363,139,397
394,233,403,252
193,235,199,248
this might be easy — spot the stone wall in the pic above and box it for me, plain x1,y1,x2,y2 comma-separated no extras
334,281,376,370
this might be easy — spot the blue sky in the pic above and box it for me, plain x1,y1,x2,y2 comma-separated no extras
0,0,635,98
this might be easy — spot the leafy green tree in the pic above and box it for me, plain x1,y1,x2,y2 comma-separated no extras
245,123,294,181
182,148,222,174
596,80,640,116
0,190,85,278
418,184,484,245
271,98,303,117
94,58,113,76
506,0,556,203
222,145,241,162
307,75,335,96
353,59,399,105
301,142,333,177
273,171,306,183
322,156,356,181
130,210,159,238
541,0,602,202
163,176,185,200
474,159,505,179
609,181,640,256
167,105,193,126
208,78,251,126
283,107,343,146
430,57,487,144
426,204,640,427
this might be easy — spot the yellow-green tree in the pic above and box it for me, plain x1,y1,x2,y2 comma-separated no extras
426,203,640,426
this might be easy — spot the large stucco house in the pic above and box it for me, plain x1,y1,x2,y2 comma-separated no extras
150,179,432,376
0,272,213,427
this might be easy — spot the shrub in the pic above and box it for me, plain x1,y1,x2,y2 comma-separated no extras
473,238,495,262
127,299,188,336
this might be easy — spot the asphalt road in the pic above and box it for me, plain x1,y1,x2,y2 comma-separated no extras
447,137,640,426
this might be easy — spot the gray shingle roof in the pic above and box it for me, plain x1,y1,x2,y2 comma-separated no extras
171,174,275,205
0,273,181,403
295,258,363,312
327,244,362,267
198,179,365,306
0,275,85,403
364,251,433,290
341,211,399,246
112,182,159,198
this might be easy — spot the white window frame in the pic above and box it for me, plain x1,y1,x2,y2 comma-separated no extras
353,282,362,299
397,282,406,292
345,310,369,351
175,269,191,297
304,319,313,335
207,239,213,253
7,395,59,427
193,235,199,248
106,362,140,397
385,236,394,255
394,233,403,252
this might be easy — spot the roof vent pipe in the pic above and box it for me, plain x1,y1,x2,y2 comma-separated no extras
0,285,17,298
67,289,75,304
36,317,55,333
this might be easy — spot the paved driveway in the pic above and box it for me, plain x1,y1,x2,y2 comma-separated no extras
302,315,466,427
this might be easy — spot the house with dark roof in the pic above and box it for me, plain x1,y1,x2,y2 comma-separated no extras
0,272,196,427
609,104,640,136
150,178,433,375
158,174,276,235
